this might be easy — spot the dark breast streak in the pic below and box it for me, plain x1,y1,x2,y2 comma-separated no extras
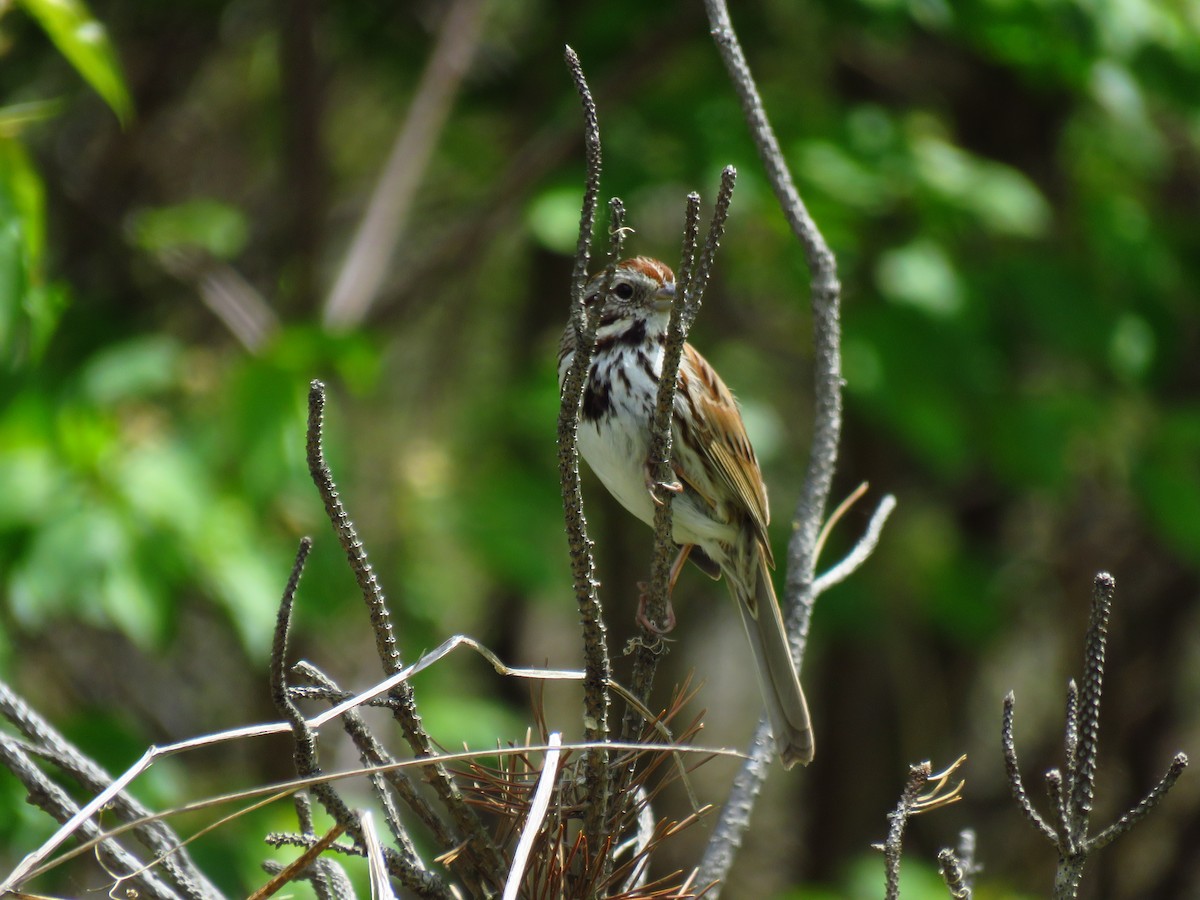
581,364,611,421
581,343,661,424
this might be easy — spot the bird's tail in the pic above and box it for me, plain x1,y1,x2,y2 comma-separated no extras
732,553,814,768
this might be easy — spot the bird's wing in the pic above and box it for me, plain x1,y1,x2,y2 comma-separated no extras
673,342,773,565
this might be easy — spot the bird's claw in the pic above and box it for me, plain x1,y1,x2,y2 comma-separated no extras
644,462,683,506
636,581,677,634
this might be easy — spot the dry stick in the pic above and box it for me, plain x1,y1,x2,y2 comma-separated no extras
620,168,736,742
1001,692,1058,842
305,380,507,890
697,0,845,889
938,829,979,899
0,682,219,900
5,627,728,895
1002,573,1189,900
247,822,347,900
19,737,747,892
1088,752,1188,852
271,538,344,900
291,662,458,856
288,792,341,900
636,192,702,638
619,192,702,750
878,757,966,900
269,538,449,900
0,736,181,900
1071,573,1112,836
606,191,704,895
323,0,487,328
883,762,932,900
558,46,618,859
937,847,971,899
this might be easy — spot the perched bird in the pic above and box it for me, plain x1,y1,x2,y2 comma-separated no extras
559,256,814,767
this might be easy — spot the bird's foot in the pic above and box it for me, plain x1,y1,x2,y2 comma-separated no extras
636,581,677,634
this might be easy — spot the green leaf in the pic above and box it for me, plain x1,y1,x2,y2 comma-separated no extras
79,335,184,404
0,137,69,368
127,199,250,261
16,0,134,125
876,238,964,317
911,132,1051,237
526,186,585,254
0,99,67,138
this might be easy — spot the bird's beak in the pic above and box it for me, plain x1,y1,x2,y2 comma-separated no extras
653,281,676,311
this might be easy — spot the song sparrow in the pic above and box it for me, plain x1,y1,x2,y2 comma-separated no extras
558,256,814,768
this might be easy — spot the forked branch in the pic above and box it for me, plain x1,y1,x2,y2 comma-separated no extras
1003,573,1189,899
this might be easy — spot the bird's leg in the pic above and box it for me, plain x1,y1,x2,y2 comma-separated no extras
636,545,692,634
668,544,691,593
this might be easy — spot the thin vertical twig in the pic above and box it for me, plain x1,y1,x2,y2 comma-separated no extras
1071,573,1113,833
269,538,449,899
557,45,617,857
883,763,932,900
697,0,846,886
623,168,737,735
305,380,506,890
620,193,702,747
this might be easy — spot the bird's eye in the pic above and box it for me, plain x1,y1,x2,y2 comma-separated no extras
613,281,635,300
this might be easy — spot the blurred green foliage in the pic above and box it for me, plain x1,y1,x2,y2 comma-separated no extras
1,0,1198,896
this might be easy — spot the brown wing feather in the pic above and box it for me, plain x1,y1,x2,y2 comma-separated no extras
675,342,774,566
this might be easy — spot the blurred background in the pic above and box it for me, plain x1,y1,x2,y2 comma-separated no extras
2,0,1199,897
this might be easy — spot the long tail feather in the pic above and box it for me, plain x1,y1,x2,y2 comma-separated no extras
732,555,814,768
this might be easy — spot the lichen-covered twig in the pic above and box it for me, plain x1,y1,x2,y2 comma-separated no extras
306,380,505,889
623,168,737,737
1002,573,1189,899
0,680,220,900
557,44,617,856
697,0,855,886
269,538,449,899
937,829,977,899
878,757,966,900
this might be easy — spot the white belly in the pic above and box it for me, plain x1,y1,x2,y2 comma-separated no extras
578,418,656,528
563,334,737,554
577,413,738,552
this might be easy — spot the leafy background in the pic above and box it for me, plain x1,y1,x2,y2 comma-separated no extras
2,0,1199,897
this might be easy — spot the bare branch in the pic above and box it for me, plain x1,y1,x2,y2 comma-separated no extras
937,829,978,899
0,680,219,900
556,47,620,855
697,0,851,885
813,492,897,596
323,0,487,328
1071,572,1113,833
1001,574,1188,899
305,380,506,888
247,822,347,900
1088,753,1188,852
1002,691,1059,843
0,735,182,900
293,662,457,857
879,758,968,900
